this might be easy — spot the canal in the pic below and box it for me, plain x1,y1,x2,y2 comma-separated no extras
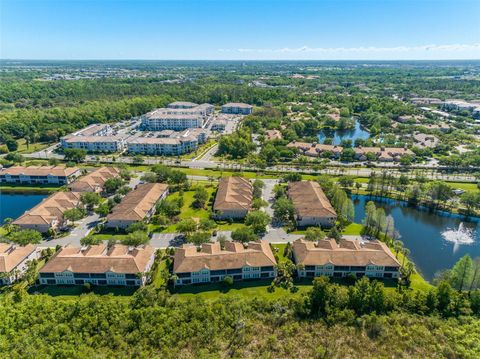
0,192,48,224
352,194,480,281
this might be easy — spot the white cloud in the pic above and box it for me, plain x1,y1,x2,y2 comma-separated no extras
216,43,480,59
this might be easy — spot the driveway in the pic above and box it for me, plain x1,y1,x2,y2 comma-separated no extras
41,212,101,247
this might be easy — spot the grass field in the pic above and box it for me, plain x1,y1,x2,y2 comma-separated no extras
15,139,51,154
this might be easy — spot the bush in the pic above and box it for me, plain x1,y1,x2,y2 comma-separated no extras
223,276,234,286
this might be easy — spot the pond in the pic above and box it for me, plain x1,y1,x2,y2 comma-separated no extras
318,120,370,145
0,192,48,224
352,194,480,281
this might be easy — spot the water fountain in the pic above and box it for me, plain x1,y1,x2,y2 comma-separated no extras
442,223,475,252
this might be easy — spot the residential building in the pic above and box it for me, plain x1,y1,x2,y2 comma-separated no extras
353,146,415,162
142,112,204,131
127,136,198,155
287,141,343,159
167,101,199,109
13,191,82,233
0,166,81,185
105,183,168,229
265,130,283,141
69,167,121,192
69,123,112,137
213,177,253,220
287,181,337,228
173,241,277,285
0,244,37,285
412,133,439,149
38,244,155,286
292,238,401,279
61,135,125,153
210,118,227,132
221,103,253,115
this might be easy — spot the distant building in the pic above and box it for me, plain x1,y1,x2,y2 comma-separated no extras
13,191,82,233
213,177,253,220
69,167,121,192
292,238,401,279
0,166,80,185
173,241,277,285
167,101,199,109
38,244,155,286
353,146,414,162
141,112,204,131
221,103,253,115
265,130,283,141
287,181,337,228
106,183,168,229
69,124,112,137
287,141,343,159
61,136,125,153
127,136,199,156
0,244,37,285
210,118,227,132
412,133,439,149
142,103,214,131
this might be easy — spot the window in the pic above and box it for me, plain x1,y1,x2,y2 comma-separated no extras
305,265,316,271
306,272,315,277
226,268,242,274
384,266,398,272
261,272,271,278
125,274,137,279
334,266,350,271
40,273,55,278
261,266,274,272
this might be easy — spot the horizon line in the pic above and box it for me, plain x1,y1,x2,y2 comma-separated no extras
2,58,480,62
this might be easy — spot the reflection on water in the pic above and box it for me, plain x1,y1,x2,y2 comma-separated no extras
352,195,479,281
318,120,370,145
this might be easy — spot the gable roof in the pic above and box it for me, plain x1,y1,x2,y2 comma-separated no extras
173,240,276,273
13,191,81,227
287,181,337,219
39,244,155,274
107,183,168,222
292,238,400,267
0,165,80,177
0,244,36,273
69,167,120,192
213,177,253,212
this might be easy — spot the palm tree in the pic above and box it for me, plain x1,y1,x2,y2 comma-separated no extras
401,248,410,267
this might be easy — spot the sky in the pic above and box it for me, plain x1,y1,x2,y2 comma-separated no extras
1,0,479,60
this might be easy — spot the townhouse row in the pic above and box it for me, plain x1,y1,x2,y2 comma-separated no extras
1,237,400,288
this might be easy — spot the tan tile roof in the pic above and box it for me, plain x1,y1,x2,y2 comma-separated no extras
127,136,196,145
0,244,36,273
1,165,80,177
168,101,199,108
76,124,110,136
107,183,168,222
265,130,282,140
293,238,400,267
353,146,414,156
213,177,253,212
173,240,276,273
13,191,81,227
287,141,343,156
39,244,155,274
69,167,120,192
288,181,337,218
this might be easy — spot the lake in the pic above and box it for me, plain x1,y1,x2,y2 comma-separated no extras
352,195,480,281
0,192,48,224
318,120,370,145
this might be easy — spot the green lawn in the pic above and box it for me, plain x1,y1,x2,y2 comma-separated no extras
172,279,312,300
15,139,51,154
448,182,479,193
342,223,363,235
0,183,60,193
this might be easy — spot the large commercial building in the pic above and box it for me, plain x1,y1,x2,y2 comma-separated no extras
0,166,81,185
287,181,337,228
69,167,121,192
0,244,38,285
13,191,82,233
213,177,253,220
292,238,401,279
105,183,168,229
38,244,155,286
221,103,253,115
173,241,277,285
61,135,125,153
